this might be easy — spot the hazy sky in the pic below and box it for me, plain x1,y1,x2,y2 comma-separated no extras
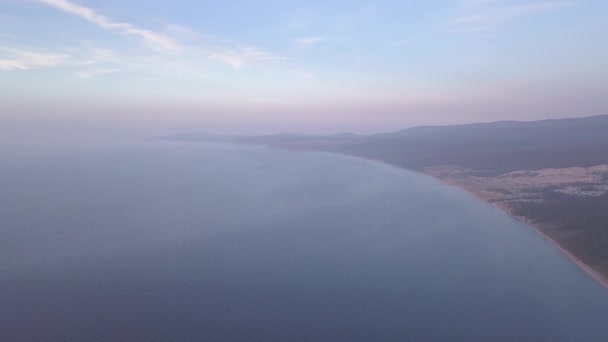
1,0,608,138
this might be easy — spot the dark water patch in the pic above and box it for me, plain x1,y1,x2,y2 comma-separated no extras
2,144,608,341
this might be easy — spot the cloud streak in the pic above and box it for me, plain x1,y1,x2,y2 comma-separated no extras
76,67,119,78
39,0,181,53
295,36,324,48
37,0,283,70
449,1,572,32
207,46,283,69
0,50,68,71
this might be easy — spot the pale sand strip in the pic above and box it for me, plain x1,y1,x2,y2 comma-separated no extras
434,176,608,291
267,148,608,290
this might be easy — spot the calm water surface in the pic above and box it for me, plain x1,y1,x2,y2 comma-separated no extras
2,143,608,341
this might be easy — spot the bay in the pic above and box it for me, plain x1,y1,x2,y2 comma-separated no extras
2,143,608,341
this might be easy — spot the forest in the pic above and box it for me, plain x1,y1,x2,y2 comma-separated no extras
166,114,608,278
513,192,608,275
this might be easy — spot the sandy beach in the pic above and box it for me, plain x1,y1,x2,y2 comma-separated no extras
434,176,608,291
273,151,608,291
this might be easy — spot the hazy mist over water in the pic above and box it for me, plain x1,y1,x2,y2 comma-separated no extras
3,143,608,341
3,0,608,339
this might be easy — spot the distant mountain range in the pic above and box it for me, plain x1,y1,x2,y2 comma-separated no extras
158,114,608,176
158,113,608,283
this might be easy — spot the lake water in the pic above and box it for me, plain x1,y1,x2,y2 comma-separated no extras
2,143,608,341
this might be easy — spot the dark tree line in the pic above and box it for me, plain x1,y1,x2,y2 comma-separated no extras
512,191,608,274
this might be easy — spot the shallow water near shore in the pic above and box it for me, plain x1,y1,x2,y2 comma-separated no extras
2,143,608,341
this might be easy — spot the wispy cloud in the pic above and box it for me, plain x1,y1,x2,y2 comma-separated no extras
39,0,182,53
76,67,119,78
67,47,119,67
449,1,572,32
295,36,324,48
0,49,68,71
37,0,283,70
207,46,283,69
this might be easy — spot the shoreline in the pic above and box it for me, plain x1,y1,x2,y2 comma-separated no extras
265,146,608,291
346,153,608,291
431,175,608,291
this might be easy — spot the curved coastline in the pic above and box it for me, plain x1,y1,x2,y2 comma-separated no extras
266,147,608,291
439,180,608,291
423,172,608,291
346,154,608,291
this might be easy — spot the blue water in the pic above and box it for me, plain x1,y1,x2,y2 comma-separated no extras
2,143,608,341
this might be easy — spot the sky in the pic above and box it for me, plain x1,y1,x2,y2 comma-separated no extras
1,0,608,143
